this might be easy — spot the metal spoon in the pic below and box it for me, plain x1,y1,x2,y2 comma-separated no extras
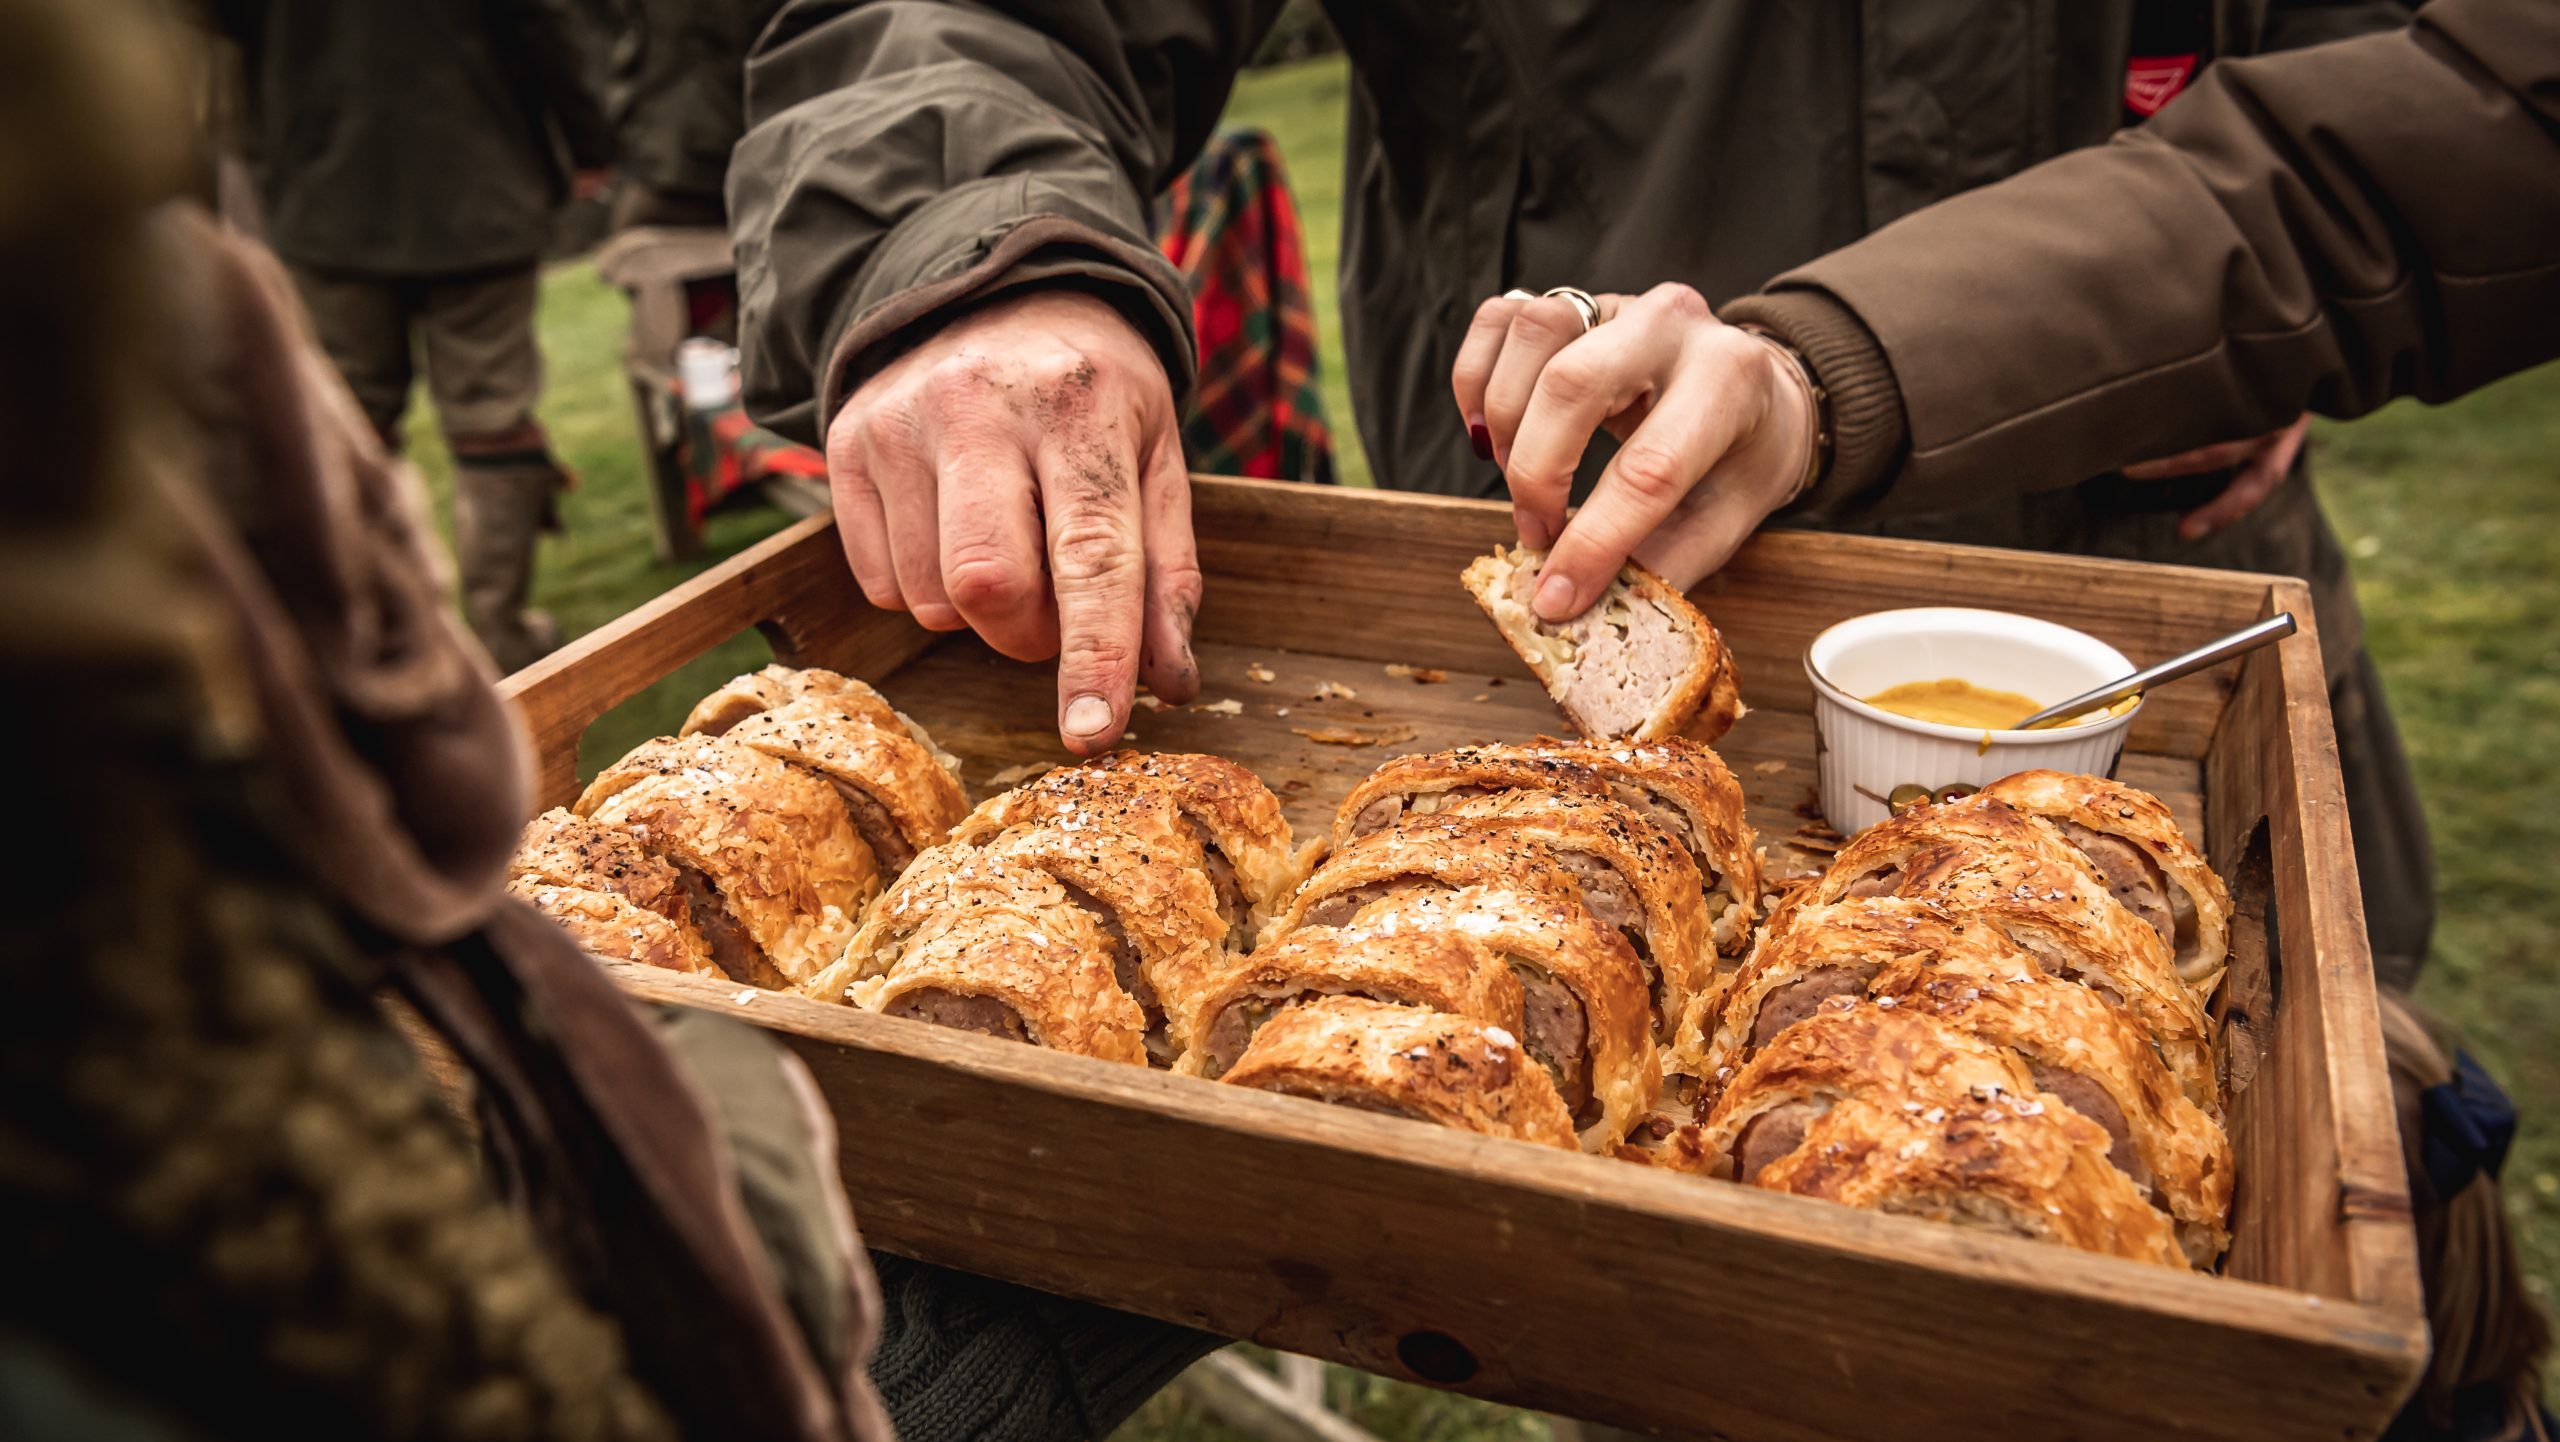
2014,612,2299,729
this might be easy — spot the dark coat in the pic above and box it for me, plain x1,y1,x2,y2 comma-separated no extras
219,0,614,276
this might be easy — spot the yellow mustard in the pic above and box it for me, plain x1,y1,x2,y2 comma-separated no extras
1862,677,2078,730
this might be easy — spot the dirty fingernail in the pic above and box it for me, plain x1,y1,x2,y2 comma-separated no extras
1534,571,1577,620
1063,694,1113,737
1469,417,1493,460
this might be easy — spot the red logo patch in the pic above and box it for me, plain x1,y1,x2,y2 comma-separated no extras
2124,54,2198,117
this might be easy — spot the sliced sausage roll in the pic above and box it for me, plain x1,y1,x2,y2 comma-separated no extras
577,733,880,920
856,897,1146,1065
682,663,965,785
1219,995,1579,1149
718,695,967,872
1330,745,1613,841
1182,925,1524,1081
981,819,1230,1062
1349,885,1657,1148
1790,799,2216,1108
1422,792,1713,1037
1698,1005,2187,1269
1461,544,1744,744
1692,897,2231,1265
515,883,723,977
1085,750,1301,944
1955,770,2234,994
573,766,854,990
511,806,700,928
1331,738,1763,956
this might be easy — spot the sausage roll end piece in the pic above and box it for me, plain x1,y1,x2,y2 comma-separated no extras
1701,1005,2188,1269
1462,544,1743,744
1957,770,2234,995
1220,995,1580,1149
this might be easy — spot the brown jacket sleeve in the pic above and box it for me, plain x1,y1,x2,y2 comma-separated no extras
730,0,1288,444
1727,0,2560,518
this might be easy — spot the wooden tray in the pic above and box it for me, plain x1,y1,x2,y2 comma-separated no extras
503,477,2423,1441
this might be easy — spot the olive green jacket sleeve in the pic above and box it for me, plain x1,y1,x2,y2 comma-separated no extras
1727,0,2560,518
729,0,1288,444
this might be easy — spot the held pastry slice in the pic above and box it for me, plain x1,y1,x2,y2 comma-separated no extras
1697,1004,2188,1269
1219,995,1579,1149
1691,897,2231,1264
1349,885,1657,1149
1332,738,1763,956
1954,770,2234,993
1462,544,1743,744
578,733,880,915
682,663,966,786
1184,925,1525,1081
722,694,968,872
858,899,1147,1065
1792,799,2216,1109
1422,791,1714,1037
1083,751,1301,944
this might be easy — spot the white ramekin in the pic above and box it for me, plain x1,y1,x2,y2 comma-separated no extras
1804,607,2144,834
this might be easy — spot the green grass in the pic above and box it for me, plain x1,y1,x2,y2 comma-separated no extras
2316,369,2560,1360
401,51,2558,1433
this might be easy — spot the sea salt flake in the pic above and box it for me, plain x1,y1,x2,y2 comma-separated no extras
1483,1026,1518,1049
732,989,760,1006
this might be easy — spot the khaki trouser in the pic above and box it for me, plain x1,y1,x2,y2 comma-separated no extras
289,262,565,673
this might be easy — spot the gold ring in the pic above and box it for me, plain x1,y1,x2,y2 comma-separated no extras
1541,286,1602,334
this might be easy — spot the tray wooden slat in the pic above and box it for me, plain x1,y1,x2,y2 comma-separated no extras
499,476,2423,1440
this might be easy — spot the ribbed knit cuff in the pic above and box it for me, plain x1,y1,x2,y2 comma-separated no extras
1720,289,1908,516
1035,1294,1221,1435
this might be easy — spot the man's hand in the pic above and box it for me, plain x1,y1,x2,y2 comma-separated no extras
826,289,1199,755
1452,284,1816,619
2122,414,2311,541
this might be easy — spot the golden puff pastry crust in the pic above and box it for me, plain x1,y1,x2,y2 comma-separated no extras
510,806,698,931
512,882,722,977
1083,750,1301,943
1422,791,1713,1036
1219,995,1579,1149
1692,897,2231,1264
1957,770,2235,995
1461,544,1744,744
1345,885,1658,1150
982,819,1230,1061
1275,816,1591,939
1792,800,2216,1109
1183,924,1524,1080
576,767,849,990
723,694,968,872
681,664,965,786
858,900,1147,1065
1698,1004,2187,1269
826,845,1070,991
578,733,880,920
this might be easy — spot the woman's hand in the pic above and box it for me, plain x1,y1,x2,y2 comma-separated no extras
1452,284,1816,620
826,289,1200,756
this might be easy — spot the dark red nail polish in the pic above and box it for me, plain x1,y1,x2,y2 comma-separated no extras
1469,422,1493,460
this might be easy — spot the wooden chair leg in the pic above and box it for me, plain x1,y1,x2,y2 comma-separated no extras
629,373,700,562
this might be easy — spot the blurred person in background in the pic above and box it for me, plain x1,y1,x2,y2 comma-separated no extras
607,0,792,231
209,0,616,673
726,0,2442,997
